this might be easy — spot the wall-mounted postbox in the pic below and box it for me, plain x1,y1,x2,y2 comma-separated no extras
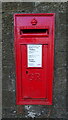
14,13,55,105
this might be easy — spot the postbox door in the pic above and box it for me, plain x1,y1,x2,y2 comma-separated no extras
20,44,48,100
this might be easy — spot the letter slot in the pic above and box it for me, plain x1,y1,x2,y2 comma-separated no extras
20,29,49,37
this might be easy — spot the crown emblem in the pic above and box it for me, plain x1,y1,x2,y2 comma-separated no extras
31,18,37,25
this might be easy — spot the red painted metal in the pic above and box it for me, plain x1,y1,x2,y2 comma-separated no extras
14,13,55,105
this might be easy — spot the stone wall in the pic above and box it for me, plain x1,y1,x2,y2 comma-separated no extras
2,2,67,119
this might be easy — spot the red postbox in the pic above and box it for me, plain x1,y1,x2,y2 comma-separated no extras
14,13,55,105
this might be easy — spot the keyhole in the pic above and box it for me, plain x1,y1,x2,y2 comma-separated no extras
26,71,28,74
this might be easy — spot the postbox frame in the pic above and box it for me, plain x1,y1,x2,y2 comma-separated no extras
14,13,55,105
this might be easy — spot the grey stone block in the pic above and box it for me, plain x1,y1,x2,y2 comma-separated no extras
2,90,16,108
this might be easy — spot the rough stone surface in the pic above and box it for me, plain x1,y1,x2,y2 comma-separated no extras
2,2,67,119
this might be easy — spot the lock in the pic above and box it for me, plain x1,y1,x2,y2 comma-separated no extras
14,13,55,105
